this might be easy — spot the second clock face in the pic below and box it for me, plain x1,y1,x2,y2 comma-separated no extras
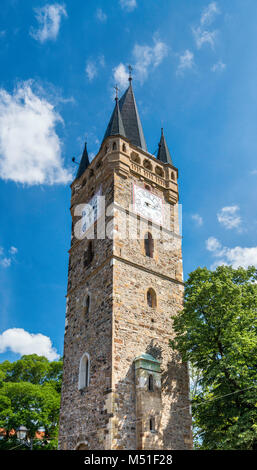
133,184,163,225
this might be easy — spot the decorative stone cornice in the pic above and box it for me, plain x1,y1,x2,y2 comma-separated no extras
71,136,179,205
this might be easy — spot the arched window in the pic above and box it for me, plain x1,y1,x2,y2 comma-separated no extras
112,142,117,151
155,166,164,178
78,353,90,390
144,232,154,258
149,417,155,432
143,159,153,171
84,241,94,267
147,288,157,308
76,443,89,450
122,143,126,152
131,152,140,164
148,374,154,391
171,171,175,181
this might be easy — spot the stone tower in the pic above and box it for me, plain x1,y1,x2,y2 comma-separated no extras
58,79,192,450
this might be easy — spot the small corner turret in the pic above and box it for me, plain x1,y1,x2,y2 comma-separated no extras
157,128,173,165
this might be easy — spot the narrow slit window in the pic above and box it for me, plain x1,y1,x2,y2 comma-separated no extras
149,417,155,432
83,295,90,315
144,232,154,258
148,374,154,391
84,241,94,267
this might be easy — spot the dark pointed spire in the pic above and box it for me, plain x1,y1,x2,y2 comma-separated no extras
157,128,173,165
76,141,90,179
119,80,147,152
102,92,126,142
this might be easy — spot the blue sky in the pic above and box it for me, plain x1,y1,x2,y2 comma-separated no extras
0,0,257,362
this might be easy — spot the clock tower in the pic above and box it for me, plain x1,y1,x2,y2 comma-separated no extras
58,78,192,450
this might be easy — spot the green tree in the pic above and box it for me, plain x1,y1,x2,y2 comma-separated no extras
170,265,257,450
0,354,63,390
0,355,62,449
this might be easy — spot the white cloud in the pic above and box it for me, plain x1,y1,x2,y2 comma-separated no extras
96,8,107,23
193,2,220,49
211,60,226,72
113,63,129,90
0,81,72,185
0,328,59,361
206,237,257,269
223,246,257,269
217,205,242,230
120,0,137,12
0,245,18,268
151,40,169,67
0,258,12,268
206,236,222,253
30,3,67,43
113,37,168,88
86,56,105,82
133,39,169,83
99,55,105,68
177,50,194,76
250,170,257,175
192,214,203,226
193,27,218,49
200,2,220,26
86,62,98,81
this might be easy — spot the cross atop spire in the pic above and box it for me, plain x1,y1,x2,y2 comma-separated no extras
114,84,119,101
128,64,133,83
98,69,148,152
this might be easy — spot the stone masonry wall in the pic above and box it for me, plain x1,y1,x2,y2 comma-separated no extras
112,261,191,450
58,258,114,450
110,169,192,450
59,173,115,450
59,137,192,450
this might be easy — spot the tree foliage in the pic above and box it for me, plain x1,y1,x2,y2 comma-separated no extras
170,265,257,450
0,354,62,449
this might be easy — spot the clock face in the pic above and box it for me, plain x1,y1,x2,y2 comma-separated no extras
81,187,102,236
133,184,163,225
